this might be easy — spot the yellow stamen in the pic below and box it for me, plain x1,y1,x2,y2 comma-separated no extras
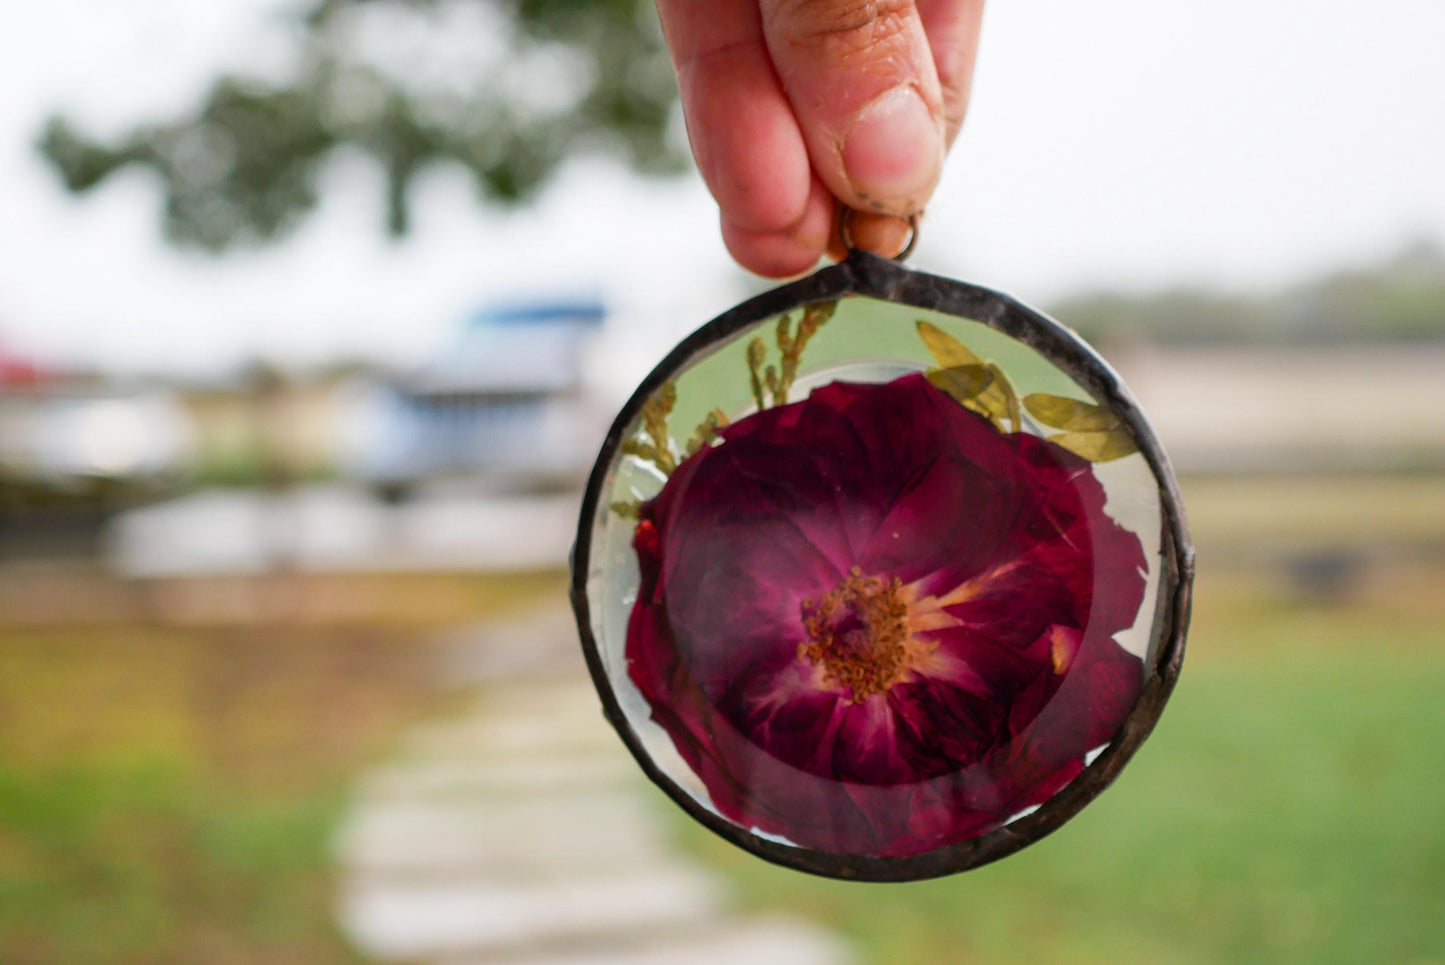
800,567,911,702
1050,626,1075,674
799,563,1020,702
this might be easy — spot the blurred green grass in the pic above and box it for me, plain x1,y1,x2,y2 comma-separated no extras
673,558,1445,965
2,477,1444,964
0,624,432,965
0,574,564,965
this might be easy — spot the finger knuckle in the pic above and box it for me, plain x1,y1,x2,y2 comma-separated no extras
774,0,914,58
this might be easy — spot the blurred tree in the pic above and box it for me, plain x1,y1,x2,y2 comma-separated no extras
1052,241,1445,345
38,0,682,250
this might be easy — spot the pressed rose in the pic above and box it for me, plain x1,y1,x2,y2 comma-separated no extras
626,374,1147,857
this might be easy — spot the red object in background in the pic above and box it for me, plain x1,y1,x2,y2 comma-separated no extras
0,339,51,388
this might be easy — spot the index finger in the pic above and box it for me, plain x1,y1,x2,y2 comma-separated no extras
656,0,814,236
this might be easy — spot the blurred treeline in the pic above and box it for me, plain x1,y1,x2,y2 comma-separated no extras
1056,241,1445,345
38,0,679,250
33,0,1445,351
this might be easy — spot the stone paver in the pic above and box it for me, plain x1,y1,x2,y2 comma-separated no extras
441,917,853,965
358,755,633,800
340,865,723,960
336,793,674,876
333,607,853,965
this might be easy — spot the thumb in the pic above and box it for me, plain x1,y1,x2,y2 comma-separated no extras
761,0,945,219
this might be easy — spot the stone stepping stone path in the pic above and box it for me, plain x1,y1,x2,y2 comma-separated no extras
334,611,853,965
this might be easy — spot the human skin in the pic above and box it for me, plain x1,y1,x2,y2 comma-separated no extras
655,0,986,276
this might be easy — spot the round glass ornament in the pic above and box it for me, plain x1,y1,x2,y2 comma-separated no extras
571,247,1193,881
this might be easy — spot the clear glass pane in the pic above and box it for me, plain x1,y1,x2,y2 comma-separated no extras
584,294,1165,858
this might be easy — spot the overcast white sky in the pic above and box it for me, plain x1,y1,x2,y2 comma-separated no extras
1,0,1443,384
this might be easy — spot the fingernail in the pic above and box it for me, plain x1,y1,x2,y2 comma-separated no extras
842,86,942,211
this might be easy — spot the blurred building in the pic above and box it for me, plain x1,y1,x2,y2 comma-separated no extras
337,301,609,500
1,348,193,500
0,340,195,556
180,363,344,487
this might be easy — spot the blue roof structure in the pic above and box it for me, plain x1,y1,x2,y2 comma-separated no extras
409,299,608,395
467,301,606,329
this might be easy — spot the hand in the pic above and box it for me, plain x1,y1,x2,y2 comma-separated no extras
657,0,985,276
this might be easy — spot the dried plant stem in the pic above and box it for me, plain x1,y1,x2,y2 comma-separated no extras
685,408,730,457
746,338,769,411
773,300,835,405
611,301,835,518
621,380,678,475
747,300,837,410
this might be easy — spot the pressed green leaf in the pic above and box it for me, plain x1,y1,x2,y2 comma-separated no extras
917,323,1024,430
984,361,1021,431
916,321,984,369
1046,428,1140,462
1023,393,1119,431
927,364,994,402
929,365,1017,430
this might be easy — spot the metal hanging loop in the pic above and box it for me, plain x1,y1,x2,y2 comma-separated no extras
838,207,921,263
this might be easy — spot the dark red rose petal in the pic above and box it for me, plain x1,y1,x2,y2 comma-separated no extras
625,373,1147,856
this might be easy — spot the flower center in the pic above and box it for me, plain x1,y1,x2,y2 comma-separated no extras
800,567,911,702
